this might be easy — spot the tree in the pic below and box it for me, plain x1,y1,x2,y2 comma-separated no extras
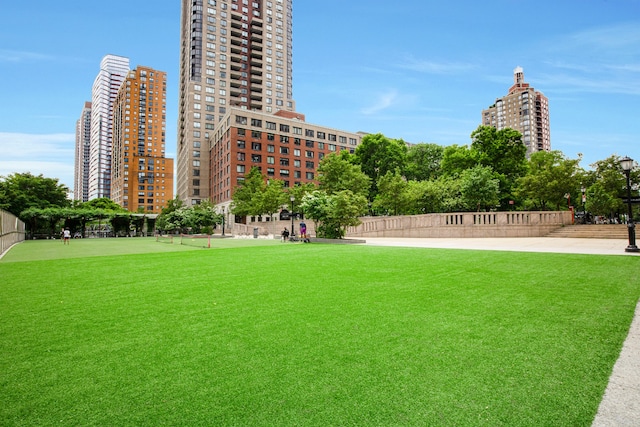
317,153,370,197
440,145,477,177
231,167,266,217
372,171,410,215
262,179,288,221
300,189,368,239
517,151,581,210
589,155,638,216
459,165,500,211
405,143,444,181
0,172,70,218
470,125,528,208
82,197,125,212
354,133,407,200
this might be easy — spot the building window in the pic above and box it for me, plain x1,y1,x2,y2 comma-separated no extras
306,172,314,180
251,118,262,127
266,121,276,130
280,146,289,154
252,142,262,150
305,129,314,137
280,124,289,133
237,152,245,161
305,140,314,148
237,165,245,173
237,140,246,149
252,154,262,162
317,131,326,139
306,161,314,169
236,115,248,125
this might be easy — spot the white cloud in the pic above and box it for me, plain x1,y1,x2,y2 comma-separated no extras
361,90,400,115
0,49,53,63
0,133,75,188
399,56,477,74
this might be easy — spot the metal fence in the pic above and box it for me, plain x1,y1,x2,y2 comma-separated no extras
1,209,26,257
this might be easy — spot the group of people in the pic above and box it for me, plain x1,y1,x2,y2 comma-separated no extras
281,221,309,243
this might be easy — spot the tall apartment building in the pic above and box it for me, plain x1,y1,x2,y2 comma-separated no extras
88,54,130,200
111,66,174,213
482,67,551,157
209,107,362,211
74,102,92,202
177,0,295,205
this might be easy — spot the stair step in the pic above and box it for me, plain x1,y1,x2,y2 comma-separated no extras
546,224,628,239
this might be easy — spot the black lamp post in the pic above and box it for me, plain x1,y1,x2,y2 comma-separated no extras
290,195,295,237
581,184,586,223
221,206,226,237
620,156,638,253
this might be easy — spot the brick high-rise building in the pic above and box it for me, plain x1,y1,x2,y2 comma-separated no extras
88,54,130,200
177,0,295,205
482,67,550,157
209,108,363,214
74,101,92,202
111,66,174,213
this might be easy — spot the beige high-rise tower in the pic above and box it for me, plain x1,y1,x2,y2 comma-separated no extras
482,67,551,157
177,0,295,205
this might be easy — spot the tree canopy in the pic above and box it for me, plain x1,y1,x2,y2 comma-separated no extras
0,172,70,218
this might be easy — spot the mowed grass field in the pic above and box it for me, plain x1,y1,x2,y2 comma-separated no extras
1,238,639,426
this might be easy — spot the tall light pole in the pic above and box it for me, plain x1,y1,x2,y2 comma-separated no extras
581,184,586,223
221,206,225,237
620,156,638,253
290,195,295,237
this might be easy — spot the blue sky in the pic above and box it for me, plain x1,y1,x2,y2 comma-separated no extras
1,0,639,192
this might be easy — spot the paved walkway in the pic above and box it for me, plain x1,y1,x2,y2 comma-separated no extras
360,237,639,426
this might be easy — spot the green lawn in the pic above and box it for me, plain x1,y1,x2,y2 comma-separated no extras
1,239,639,426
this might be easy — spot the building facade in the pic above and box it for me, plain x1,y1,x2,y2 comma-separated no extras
209,107,362,213
482,67,550,157
74,101,92,202
111,66,174,213
177,0,295,206
88,54,130,200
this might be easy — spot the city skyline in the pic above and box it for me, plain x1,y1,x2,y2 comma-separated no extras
1,0,639,191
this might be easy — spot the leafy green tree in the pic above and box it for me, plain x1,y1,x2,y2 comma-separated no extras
517,150,581,210
589,155,639,216
317,153,370,197
82,197,125,212
354,133,407,200
300,190,331,234
470,125,528,208
586,182,619,218
440,145,477,177
459,165,500,211
262,179,288,221
301,190,367,239
0,172,70,218
372,171,410,215
231,167,266,217
405,143,444,181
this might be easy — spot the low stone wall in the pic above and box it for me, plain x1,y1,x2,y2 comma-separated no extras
346,211,573,238
233,211,572,239
1,209,26,256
